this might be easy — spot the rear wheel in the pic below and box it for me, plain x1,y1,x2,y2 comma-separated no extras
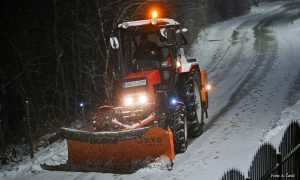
178,73,204,138
170,105,188,153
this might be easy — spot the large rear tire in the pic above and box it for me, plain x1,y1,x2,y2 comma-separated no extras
170,105,188,153
178,73,204,138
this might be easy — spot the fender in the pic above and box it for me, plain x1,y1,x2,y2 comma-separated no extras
180,62,208,87
178,62,209,114
177,48,201,75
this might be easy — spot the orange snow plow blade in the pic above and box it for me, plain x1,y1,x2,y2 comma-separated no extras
42,127,174,173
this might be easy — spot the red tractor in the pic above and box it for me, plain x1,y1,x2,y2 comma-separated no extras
45,14,210,173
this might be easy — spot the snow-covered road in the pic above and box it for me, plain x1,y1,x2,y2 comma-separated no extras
1,1,300,180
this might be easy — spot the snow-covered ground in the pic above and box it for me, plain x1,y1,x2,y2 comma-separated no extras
1,1,300,180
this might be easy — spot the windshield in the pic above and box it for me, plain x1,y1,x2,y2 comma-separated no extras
121,29,173,73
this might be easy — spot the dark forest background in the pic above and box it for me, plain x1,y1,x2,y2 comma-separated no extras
0,0,261,152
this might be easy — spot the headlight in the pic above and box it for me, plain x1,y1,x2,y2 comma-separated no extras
138,95,148,104
123,94,148,106
176,60,181,68
124,97,134,106
205,84,211,91
171,98,177,105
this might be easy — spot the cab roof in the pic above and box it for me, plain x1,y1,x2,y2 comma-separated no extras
118,18,180,29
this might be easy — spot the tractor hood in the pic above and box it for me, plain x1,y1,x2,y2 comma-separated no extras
124,70,161,84
122,70,161,104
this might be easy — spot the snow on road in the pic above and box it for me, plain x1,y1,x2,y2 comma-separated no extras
1,1,300,180
188,1,300,178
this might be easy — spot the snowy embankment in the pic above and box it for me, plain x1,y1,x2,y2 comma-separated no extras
263,100,300,148
191,0,300,126
1,1,300,180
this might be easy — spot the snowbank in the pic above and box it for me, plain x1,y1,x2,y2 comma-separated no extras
263,100,300,148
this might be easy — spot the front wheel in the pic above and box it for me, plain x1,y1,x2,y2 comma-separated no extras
178,73,204,138
170,105,188,153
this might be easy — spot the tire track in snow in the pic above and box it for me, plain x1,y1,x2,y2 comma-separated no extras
204,3,300,131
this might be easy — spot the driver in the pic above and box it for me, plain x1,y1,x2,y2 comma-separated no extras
133,34,162,70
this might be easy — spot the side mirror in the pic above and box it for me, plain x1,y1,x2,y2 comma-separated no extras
110,37,119,49
160,28,167,38
181,31,188,46
187,58,196,63
182,28,188,33
159,28,167,42
166,28,175,45
175,28,188,34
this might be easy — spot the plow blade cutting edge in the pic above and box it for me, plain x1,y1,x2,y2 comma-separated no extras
41,127,175,173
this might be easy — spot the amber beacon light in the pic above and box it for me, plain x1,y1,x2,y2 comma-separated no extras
152,10,158,19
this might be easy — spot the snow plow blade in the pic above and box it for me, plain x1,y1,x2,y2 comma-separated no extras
42,127,174,173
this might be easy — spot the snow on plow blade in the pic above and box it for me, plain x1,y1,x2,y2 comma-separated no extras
42,127,174,173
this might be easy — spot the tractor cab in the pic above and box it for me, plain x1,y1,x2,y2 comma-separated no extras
111,18,186,74
110,18,188,107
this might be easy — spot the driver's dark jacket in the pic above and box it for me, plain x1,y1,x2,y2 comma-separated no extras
133,42,163,70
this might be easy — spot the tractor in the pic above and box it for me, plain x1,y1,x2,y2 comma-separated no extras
42,12,209,173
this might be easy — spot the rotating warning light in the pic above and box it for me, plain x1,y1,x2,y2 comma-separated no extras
152,10,158,19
